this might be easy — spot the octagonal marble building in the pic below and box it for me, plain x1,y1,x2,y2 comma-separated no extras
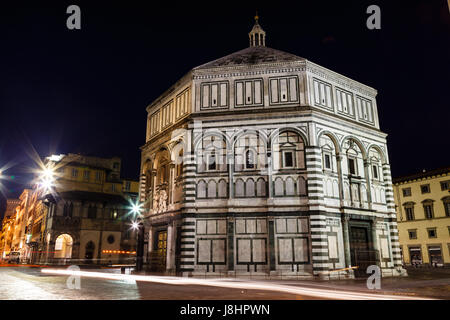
139,17,406,279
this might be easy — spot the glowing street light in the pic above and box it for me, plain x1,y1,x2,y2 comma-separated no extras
37,164,56,193
131,221,139,230
128,199,144,218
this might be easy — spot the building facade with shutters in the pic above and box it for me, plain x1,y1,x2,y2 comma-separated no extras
139,17,406,279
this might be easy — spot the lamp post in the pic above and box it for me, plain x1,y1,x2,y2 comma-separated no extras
129,201,144,272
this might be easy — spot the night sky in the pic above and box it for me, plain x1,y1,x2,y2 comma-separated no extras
0,1,449,215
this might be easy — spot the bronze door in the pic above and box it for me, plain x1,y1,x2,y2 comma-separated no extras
154,230,167,270
350,226,370,277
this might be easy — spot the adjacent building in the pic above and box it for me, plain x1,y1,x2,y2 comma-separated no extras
0,199,21,259
0,153,140,265
393,167,450,267
138,17,405,279
39,153,139,264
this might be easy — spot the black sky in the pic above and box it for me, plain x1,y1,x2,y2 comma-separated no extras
1,1,449,215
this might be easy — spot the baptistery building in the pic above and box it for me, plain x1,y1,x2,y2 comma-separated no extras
139,17,405,279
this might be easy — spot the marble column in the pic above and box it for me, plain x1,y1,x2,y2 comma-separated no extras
341,214,351,268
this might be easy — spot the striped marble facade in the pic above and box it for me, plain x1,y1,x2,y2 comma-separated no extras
138,20,406,279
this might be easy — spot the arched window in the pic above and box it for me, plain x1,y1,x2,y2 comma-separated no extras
54,234,73,259
235,179,245,197
207,152,217,171
197,180,206,199
245,149,256,169
256,178,266,197
218,179,227,198
245,178,255,197
234,133,266,172
207,180,217,198
272,131,305,171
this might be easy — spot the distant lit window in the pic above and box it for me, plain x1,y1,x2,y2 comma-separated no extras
443,197,450,217
405,206,415,221
427,228,437,239
420,184,430,194
402,188,411,197
110,210,118,219
423,202,434,219
408,229,417,240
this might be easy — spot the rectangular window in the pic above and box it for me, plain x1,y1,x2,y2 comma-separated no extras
445,201,450,217
405,207,414,221
95,171,101,182
72,168,78,178
427,228,437,238
336,88,354,116
211,84,218,107
245,150,255,169
324,153,331,170
202,84,210,108
372,165,378,179
313,79,332,109
280,78,288,102
440,181,449,191
348,158,356,175
408,229,417,240
356,96,374,123
245,81,252,104
283,151,294,168
420,184,430,194
83,170,90,181
402,188,411,197
424,204,433,219
270,76,298,104
207,153,216,171
236,79,263,107
124,181,131,191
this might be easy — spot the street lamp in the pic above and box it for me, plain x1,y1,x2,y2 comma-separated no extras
128,199,145,272
37,164,56,193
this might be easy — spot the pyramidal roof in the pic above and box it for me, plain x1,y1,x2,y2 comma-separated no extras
194,15,304,70
194,46,305,70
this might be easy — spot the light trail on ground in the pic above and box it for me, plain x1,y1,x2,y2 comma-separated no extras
41,269,433,300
